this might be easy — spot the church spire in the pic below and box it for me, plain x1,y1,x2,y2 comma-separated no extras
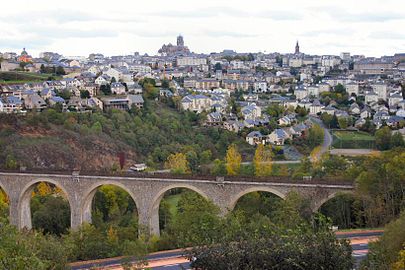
295,41,300,54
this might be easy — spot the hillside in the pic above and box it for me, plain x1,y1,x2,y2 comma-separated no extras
0,71,59,84
0,100,252,171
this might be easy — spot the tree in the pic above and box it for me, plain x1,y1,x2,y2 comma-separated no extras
293,156,312,178
91,121,103,134
225,144,242,176
163,192,221,247
161,79,170,88
31,196,70,236
80,90,91,99
199,150,212,164
143,83,159,99
253,144,273,176
165,153,190,174
100,84,112,95
321,112,333,127
214,63,222,71
334,83,346,93
40,64,46,73
185,150,199,172
354,150,405,227
375,126,392,150
211,159,226,176
5,154,18,169
363,212,405,269
189,213,352,270
55,66,66,75
391,132,405,148
338,117,348,129
0,223,68,270
308,124,324,148
36,182,53,196
266,104,284,117
295,105,308,117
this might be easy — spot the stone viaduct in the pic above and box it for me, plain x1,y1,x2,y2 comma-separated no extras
0,171,354,236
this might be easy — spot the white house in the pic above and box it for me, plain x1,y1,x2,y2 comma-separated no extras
111,82,126,95
104,68,122,82
267,129,290,145
365,92,379,104
371,83,388,101
294,89,308,100
307,86,319,97
389,93,403,108
241,104,262,120
253,81,267,93
346,82,359,96
246,131,265,145
309,99,323,115
95,75,110,86
349,103,361,115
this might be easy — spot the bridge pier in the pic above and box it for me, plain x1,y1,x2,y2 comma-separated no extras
8,196,20,229
70,203,84,229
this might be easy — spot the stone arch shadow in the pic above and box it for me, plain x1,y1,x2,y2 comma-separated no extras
312,190,355,212
18,178,73,230
148,183,209,236
228,186,286,212
80,181,141,227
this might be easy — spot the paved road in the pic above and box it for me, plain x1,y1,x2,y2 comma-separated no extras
241,160,300,165
309,116,333,161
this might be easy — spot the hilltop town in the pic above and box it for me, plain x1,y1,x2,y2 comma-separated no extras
1,36,404,155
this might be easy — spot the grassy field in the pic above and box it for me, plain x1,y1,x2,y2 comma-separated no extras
0,71,59,84
332,130,375,149
163,194,182,216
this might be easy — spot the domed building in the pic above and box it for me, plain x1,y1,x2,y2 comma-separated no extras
18,48,33,63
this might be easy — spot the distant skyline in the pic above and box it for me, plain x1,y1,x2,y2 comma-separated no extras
0,0,404,57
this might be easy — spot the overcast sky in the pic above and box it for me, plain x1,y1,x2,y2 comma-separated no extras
0,0,404,57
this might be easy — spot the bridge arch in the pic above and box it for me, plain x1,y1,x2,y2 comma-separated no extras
81,181,140,226
228,186,286,211
149,184,209,236
312,190,354,212
18,178,72,230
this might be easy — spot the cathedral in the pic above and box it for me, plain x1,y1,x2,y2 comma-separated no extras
158,35,190,56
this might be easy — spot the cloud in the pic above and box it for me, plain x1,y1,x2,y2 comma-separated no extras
201,31,257,38
0,37,53,50
369,31,405,40
22,25,119,39
303,28,352,37
149,7,303,21
311,6,405,22
256,10,303,20
0,9,144,24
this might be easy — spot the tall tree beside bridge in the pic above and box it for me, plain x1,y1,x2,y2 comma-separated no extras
225,144,242,176
253,144,273,177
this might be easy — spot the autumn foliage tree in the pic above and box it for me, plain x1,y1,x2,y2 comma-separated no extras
253,144,273,176
165,153,190,174
225,144,242,176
